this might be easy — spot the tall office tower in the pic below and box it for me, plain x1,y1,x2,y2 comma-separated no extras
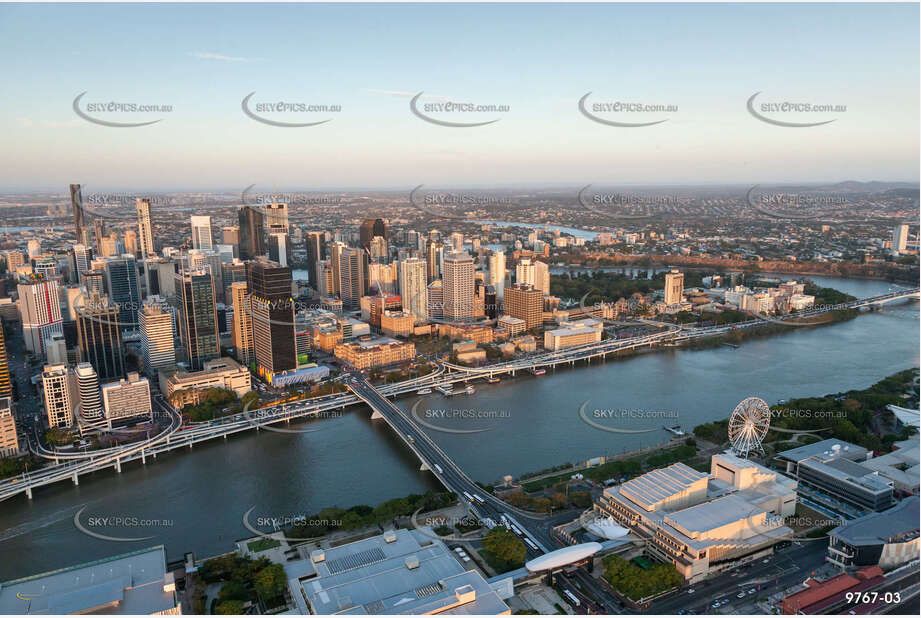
0,325,12,398
101,373,152,424
369,236,388,262
338,248,367,309
247,262,295,376
318,262,335,297
359,218,387,251
222,226,240,253
190,215,213,251
664,269,685,306
97,232,120,258
33,257,58,279
264,202,289,233
533,260,550,296
328,241,346,295
425,241,443,283
238,205,265,260
400,257,428,323
145,258,177,299
18,276,64,356
427,280,443,319
27,239,42,259
71,244,93,284
177,268,220,371
73,362,103,422
230,281,254,366
105,255,141,330
442,251,475,321
471,238,481,254
70,184,84,242
93,219,106,254
44,333,68,365
267,232,291,267
487,250,506,298
82,269,105,298
305,231,325,291
123,230,139,256
892,224,910,255
515,258,549,295
449,232,464,252
140,301,176,375
369,262,398,295
136,198,155,256
484,285,498,319
76,292,125,381
221,259,247,301
42,364,74,428
0,398,18,458
503,283,543,329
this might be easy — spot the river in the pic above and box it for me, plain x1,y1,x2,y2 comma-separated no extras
0,275,916,580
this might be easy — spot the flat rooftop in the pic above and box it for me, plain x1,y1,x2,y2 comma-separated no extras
776,438,867,463
801,457,893,494
830,496,920,547
0,546,177,615
665,493,762,537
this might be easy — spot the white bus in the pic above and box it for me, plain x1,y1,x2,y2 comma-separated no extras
434,464,443,474
462,491,474,502
524,538,538,550
563,590,581,607
472,494,486,504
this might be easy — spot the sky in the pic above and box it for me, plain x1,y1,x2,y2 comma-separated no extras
0,2,918,192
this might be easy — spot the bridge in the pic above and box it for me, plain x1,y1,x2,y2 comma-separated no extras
1,287,915,505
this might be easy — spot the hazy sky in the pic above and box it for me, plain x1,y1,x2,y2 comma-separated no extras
0,2,918,192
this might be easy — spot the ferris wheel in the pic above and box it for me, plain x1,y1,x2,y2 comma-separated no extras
728,397,771,458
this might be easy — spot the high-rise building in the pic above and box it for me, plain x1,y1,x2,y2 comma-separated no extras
27,239,42,259
101,372,152,424
18,275,64,356
176,268,220,371
516,258,550,296
892,224,910,255
123,229,139,256
73,362,103,423
140,301,176,375
230,281,254,366
328,241,346,295
190,216,213,251
81,269,105,298
400,257,428,323
248,262,295,377
369,236,388,262
664,269,685,306
427,280,443,319
305,231,325,291
136,198,155,256
238,206,265,260
264,202,289,233
338,248,367,309
75,291,125,381
442,251,475,321
70,184,85,242
0,397,18,458
105,255,141,330
0,325,12,398
267,232,291,267
3,250,25,271
93,219,106,254
71,244,93,284
42,364,74,428
360,218,387,251
425,241,443,283
44,332,68,366
222,225,240,251
488,250,506,298
503,283,543,330
449,232,464,252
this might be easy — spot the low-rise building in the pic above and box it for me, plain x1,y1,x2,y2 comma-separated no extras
101,373,152,423
543,318,604,350
437,322,495,344
334,338,416,369
162,357,251,408
381,310,414,337
827,496,919,570
780,566,885,615
497,315,526,336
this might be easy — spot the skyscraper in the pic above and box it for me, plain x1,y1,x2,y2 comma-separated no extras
18,275,64,356
73,362,103,422
516,258,550,296
328,241,346,295
238,206,265,260
70,184,84,242
0,324,12,398
177,268,220,371
425,241,443,283
664,269,685,306
105,255,142,330
892,224,910,255
338,248,367,309
360,218,387,251
487,250,506,299
190,216,213,251
449,232,464,252
42,364,73,428
222,225,240,249
305,231,325,291
264,202,289,233
247,262,295,377
230,281,254,366
71,243,93,284
400,257,428,323
442,251,475,321
124,230,139,256
267,232,291,267
140,301,176,375
136,198,155,257
75,291,125,381
503,284,543,330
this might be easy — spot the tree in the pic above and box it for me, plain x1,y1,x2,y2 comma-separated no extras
215,599,245,615
254,563,286,601
482,527,526,568
218,580,248,602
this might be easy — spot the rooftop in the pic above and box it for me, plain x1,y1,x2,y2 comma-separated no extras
830,496,920,547
776,438,867,463
619,462,709,512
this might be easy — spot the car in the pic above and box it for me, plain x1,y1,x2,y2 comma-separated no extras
737,592,746,599
687,589,695,594
711,603,719,609
748,589,756,595
763,558,770,563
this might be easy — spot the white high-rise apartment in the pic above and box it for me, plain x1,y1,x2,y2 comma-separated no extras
449,232,464,252
892,224,909,255
665,269,685,306
488,250,506,298
442,251,475,321
140,301,176,374
19,277,64,356
399,257,428,323
42,364,74,428
516,258,550,296
72,243,93,282
136,198,155,256
190,215,214,251
73,362,103,422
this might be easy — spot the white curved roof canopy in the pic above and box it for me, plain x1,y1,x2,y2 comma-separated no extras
525,542,603,572
585,517,630,540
